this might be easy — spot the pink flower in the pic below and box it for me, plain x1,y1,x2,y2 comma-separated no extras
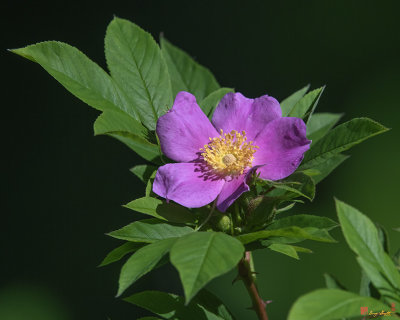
153,91,311,212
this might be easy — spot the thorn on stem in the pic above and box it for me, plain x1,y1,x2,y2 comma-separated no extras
232,274,241,285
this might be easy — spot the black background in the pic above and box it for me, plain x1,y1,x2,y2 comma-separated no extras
3,1,400,319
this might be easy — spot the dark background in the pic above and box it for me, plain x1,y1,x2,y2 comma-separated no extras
2,1,400,319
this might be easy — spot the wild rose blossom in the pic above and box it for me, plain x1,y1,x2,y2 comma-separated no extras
152,91,311,212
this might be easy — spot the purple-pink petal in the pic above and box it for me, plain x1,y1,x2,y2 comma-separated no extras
252,117,311,180
156,92,219,162
152,163,225,208
216,175,249,212
212,92,281,141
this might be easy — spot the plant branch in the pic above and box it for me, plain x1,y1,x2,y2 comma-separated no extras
238,251,269,320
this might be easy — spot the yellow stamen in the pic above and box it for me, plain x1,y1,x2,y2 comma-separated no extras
200,129,259,176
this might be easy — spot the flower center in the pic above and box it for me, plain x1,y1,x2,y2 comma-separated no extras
222,153,237,165
200,129,258,176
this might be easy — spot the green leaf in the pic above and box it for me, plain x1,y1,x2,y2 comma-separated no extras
109,133,161,163
288,289,391,320
393,249,400,270
292,246,313,254
130,165,157,184
300,118,388,170
108,220,194,243
335,199,400,303
277,172,315,201
94,110,161,163
376,223,390,253
143,171,157,197
304,87,326,123
307,113,343,143
237,226,336,245
124,197,196,224
94,110,148,138
117,238,176,296
145,179,153,197
194,290,235,320
170,232,244,303
275,202,297,214
137,317,162,320
99,242,143,267
245,196,277,231
125,290,198,319
268,243,299,260
301,154,349,184
11,41,137,119
125,290,235,320
359,270,375,297
160,37,220,101
270,172,315,201
288,86,324,119
267,214,338,231
199,88,234,118
280,85,310,117
323,273,347,290
105,17,173,130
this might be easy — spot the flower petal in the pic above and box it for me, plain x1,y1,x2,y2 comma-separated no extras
250,95,282,140
253,117,311,180
216,175,250,212
152,162,224,208
212,92,281,141
157,92,219,162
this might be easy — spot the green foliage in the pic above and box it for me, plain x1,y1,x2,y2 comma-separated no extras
94,110,161,163
99,242,143,267
335,199,400,304
130,165,157,184
265,172,316,201
200,88,234,118
125,290,235,320
289,86,325,120
289,200,400,318
94,110,148,137
11,41,138,119
237,225,336,245
170,232,244,303
124,197,196,224
280,85,310,116
160,37,220,101
268,243,300,260
108,220,194,243
288,289,391,320
118,238,177,296
301,154,349,184
306,113,343,143
323,273,347,290
244,196,277,231
301,118,388,170
124,290,234,320
105,18,173,130
242,214,337,252
267,214,338,230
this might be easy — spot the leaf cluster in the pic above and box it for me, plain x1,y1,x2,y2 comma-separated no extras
288,200,400,320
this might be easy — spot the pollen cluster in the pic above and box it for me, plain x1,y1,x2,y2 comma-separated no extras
200,129,258,176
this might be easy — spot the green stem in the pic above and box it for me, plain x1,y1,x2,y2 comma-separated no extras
238,251,268,320
195,201,216,231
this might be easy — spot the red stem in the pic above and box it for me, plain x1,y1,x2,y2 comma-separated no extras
238,251,269,320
